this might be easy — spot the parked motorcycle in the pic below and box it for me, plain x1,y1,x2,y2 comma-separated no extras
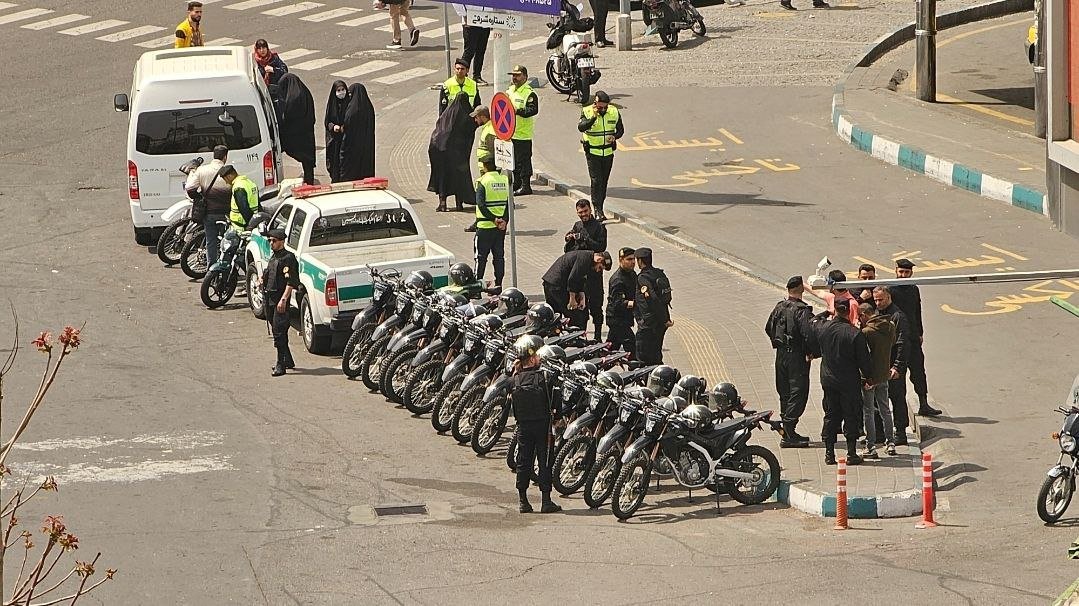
546,1,601,105
644,0,705,49
156,157,204,266
340,267,403,377
1038,383,1079,523
582,385,657,508
359,272,435,391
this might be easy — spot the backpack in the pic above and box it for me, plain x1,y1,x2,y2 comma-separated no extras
655,270,673,308
511,368,551,422
765,301,792,349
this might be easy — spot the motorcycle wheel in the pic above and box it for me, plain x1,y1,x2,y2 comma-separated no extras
584,449,622,508
553,434,595,495
247,264,266,320
659,28,678,49
360,335,391,391
1037,473,1075,523
612,455,651,520
157,220,188,265
576,78,591,107
180,233,208,279
691,17,705,36
431,378,463,433
450,385,486,444
341,324,374,378
546,57,575,94
200,269,237,309
726,445,782,505
471,395,509,455
380,347,418,404
402,360,440,414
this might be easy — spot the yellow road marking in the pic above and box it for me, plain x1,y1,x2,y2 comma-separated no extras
981,242,1029,261
719,128,744,145
935,92,1035,126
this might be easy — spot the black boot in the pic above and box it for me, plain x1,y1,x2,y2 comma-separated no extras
789,423,811,443
824,441,836,465
917,395,942,416
846,439,864,465
780,422,809,448
282,350,296,370
518,489,533,513
271,362,286,377
540,491,562,513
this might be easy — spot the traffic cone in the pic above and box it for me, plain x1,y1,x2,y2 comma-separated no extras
834,456,848,530
915,452,937,529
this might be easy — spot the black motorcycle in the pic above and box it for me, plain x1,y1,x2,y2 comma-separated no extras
156,156,204,266
582,385,657,508
644,0,705,49
341,267,402,378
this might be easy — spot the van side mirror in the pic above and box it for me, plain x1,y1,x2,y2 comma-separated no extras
113,93,129,112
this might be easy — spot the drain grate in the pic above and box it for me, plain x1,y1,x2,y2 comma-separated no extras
373,504,428,517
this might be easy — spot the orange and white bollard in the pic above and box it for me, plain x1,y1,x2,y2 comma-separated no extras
834,456,848,530
915,452,937,529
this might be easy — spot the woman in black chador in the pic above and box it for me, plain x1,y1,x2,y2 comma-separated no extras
276,73,317,185
427,93,478,212
334,83,376,182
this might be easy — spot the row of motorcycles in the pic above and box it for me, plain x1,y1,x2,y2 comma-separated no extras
342,266,785,520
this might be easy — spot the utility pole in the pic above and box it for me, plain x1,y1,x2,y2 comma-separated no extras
915,0,937,102
1034,0,1047,138
616,0,632,50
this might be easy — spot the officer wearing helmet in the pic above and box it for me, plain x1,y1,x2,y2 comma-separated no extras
541,249,612,331
646,365,681,398
509,334,562,514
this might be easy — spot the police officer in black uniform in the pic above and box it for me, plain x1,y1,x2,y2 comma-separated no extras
564,199,608,340
510,334,562,514
890,258,941,417
633,248,672,364
605,247,637,356
261,228,300,377
816,298,873,465
541,249,611,326
764,275,814,447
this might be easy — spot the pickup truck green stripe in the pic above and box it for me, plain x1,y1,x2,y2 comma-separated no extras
338,275,449,302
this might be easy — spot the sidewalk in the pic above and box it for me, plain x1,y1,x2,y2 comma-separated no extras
372,88,923,518
834,11,1048,214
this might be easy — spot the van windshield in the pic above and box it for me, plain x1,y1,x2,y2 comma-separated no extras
308,208,419,247
135,106,262,155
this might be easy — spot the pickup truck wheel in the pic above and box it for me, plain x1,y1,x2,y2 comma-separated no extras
248,265,266,320
300,296,331,355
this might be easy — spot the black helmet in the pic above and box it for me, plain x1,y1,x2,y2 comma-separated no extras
448,262,475,287
646,365,681,398
569,360,598,377
537,344,565,362
595,370,624,391
624,385,655,402
442,292,469,307
498,287,529,316
656,396,680,413
405,270,434,291
671,375,707,404
709,382,741,415
470,313,503,332
512,334,544,360
679,404,714,429
526,303,558,333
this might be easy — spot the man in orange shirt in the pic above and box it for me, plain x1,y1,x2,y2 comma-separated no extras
823,269,859,326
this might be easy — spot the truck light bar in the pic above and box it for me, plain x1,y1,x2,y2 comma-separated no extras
292,178,389,199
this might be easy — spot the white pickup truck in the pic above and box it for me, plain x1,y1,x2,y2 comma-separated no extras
245,178,455,354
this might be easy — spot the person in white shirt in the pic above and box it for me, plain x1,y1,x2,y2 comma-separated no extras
184,145,232,266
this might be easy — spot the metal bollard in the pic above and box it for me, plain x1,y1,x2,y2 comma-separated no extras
915,452,937,528
834,457,848,530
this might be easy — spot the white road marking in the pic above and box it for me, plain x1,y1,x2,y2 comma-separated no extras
97,24,165,42
226,0,285,9
277,47,319,61
134,33,178,48
332,60,398,78
6,457,233,486
372,66,437,85
300,6,362,21
204,37,244,45
291,57,345,70
373,15,436,31
337,13,385,26
0,3,18,11
510,36,547,50
263,1,324,16
417,27,462,40
58,19,128,35
13,431,226,451
0,8,53,25
21,13,89,30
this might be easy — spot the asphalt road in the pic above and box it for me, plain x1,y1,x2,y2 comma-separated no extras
1,0,1077,603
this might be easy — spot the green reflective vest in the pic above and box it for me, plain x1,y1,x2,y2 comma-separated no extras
475,171,509,230
581,105,620,157
477,121,496,164
228,175,259,229
507,83,534,141
444,77,478,108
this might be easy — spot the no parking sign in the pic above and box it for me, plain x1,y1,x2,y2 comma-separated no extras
491,92,516,142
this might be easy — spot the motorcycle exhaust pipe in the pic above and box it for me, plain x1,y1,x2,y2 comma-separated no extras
713,468,757,481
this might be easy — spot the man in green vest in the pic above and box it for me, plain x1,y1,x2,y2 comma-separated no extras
439,58,481,115
577,91,624,221
473,159,509,287
473,105,495,175
507,65,539,196
219,164,260,231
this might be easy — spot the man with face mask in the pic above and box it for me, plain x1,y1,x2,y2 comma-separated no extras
578,91,624,221
175,1,204,48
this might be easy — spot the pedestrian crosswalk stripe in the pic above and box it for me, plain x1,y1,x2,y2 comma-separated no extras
225,0,285,10
371,66,437,85
416,27,462,40
58,19,128,35
0,3,18,11
21,13,88,30
277,47,319,61
510,36,547,50
291,57,345,70
300,6,362,21
337,13,385,26
263,1,324,16
204,37,243,45
135,33,177,48
373,16,436,31
97,24,165,42
332,60,398,78
0,8,53,25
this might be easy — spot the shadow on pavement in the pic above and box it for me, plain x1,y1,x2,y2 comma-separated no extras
969,87,1035,110
606,186,807,207
938,416,998,425
919,425,962,448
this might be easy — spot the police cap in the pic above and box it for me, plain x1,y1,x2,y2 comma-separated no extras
267,228,286,240
786,275,803,289
618,247,635,259
635,247,652,260
454,57,469,69
895,258,916,269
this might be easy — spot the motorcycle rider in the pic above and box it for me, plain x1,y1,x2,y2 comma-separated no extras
510,334,562,514
605,247,637,356
261,228,299,377
184,145,231,267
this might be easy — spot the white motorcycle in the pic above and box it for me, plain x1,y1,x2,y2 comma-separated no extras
156,157,204,266
545,1,601,106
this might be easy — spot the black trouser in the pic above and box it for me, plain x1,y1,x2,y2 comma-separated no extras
585,153,614,215
589,0,609,40
461,25,491,79
888,369,910,431
474,227,505,286
775,348,810,426
512,139,533,188
606,321,635,356
265,294,293,366
516,418,552,492
301,159,315,185
585,275,604,336
635,324,666,364
821,381,861,444
543,282,569,316
907,340,929,400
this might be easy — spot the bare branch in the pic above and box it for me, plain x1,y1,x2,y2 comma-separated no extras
59,553,100,606
26,573,110,606
22,567,76,603
0,303,17,377
0,349,70,467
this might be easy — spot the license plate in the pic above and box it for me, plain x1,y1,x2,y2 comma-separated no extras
577,57,595,68
464,337,475,350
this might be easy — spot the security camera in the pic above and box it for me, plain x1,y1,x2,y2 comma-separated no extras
816,256,831,274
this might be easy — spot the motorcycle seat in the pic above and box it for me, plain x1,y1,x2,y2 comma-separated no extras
701,416,751,439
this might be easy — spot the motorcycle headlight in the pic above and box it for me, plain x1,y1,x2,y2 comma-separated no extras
619,407,632,423
588,391,603,412
464,336,476,351
644,417,657,433
374,283,387,297
411,308,423,323
1061,434,1077,453
484,346,498,363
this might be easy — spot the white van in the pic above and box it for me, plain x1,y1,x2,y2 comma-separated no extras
114,46,283,245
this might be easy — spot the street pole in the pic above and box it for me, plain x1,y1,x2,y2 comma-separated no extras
616,0,632,50
1034,0,1047,138
492,29,510,93
505,168,518,287
442,2,452,77
915,0,936,102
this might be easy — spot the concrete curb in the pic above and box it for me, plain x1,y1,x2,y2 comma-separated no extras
830,0,1047,217
1054,577,1079,606
532,168,927,518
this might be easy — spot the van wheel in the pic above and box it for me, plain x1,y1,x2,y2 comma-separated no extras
134,227,154,246
300,296,331,355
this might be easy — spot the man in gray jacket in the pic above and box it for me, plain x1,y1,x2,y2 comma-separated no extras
858,302,897,457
